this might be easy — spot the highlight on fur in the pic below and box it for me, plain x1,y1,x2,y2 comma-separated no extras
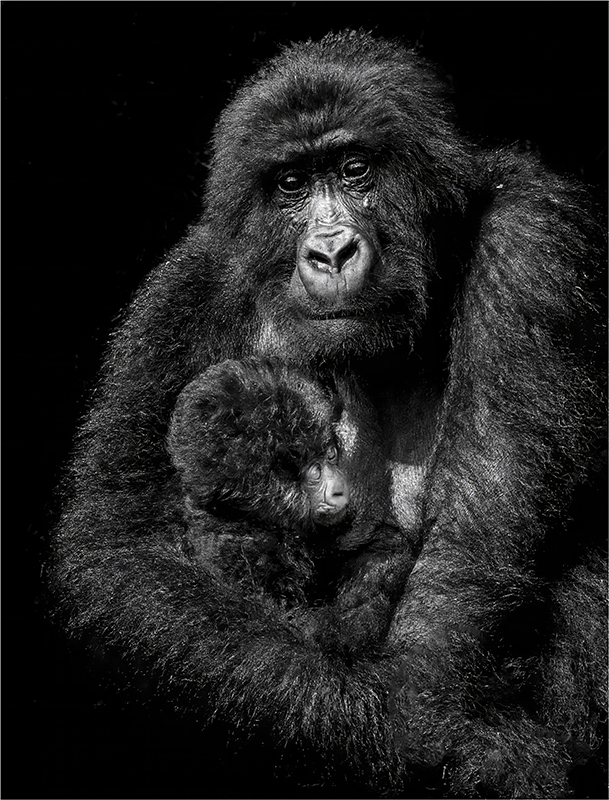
49,30,606,798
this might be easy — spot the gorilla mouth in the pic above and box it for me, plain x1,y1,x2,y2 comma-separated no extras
314,503,349,525
298,305,367,321
305,310,361,320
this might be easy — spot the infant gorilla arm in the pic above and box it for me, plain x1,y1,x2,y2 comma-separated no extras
168,356,411,643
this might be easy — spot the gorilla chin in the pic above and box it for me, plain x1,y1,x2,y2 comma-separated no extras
260,312,416,364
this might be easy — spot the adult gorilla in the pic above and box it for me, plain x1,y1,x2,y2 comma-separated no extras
50,31,606,798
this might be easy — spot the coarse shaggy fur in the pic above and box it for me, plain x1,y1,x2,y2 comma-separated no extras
49,30,606,799
167,356,409,639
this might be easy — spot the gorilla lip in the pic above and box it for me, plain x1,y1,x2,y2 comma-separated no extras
314,503,348,524
303,308,362,320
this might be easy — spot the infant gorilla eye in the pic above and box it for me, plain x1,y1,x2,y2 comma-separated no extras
305,461,323,484
342,157,370,182
326,445,338,463
277,170,307,194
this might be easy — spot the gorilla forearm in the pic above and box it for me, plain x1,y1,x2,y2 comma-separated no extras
53,498,399,780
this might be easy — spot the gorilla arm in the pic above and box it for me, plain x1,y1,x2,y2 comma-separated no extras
384,152,604,795
391,148,602,660
49,258,399,787
53,470,399,784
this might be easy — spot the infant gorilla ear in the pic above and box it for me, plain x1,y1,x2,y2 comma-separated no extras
167,356,348,533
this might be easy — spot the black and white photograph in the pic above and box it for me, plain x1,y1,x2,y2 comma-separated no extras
3,3,607,799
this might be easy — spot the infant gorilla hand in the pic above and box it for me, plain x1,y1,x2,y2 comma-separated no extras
329,522,416,653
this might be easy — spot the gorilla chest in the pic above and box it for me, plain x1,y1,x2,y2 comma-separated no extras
389,461,427,532
380,390,439,533
336,383,438,534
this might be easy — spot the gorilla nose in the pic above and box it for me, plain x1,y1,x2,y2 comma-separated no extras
296,227,376,303
325,471,349,512
327,492,348,515
304,229,359,273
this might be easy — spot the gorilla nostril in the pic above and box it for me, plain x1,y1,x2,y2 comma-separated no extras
307,236,359,273
307,247,334,271
336,239,358,269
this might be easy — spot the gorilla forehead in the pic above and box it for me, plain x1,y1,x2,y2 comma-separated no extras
267,129,360,169
212,31,451,168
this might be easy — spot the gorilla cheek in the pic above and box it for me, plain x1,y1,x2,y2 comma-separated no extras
293,225,378,308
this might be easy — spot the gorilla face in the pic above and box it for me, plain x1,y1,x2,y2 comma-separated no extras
202,34,474,363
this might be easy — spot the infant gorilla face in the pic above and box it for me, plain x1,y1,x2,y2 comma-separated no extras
301,444,349,526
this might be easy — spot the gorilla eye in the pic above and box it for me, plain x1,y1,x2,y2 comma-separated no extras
305,461,322,484
342,158,371,183
277,170,307,194
326,445,338,463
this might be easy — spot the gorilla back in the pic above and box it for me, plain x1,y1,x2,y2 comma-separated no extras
50,31,606,799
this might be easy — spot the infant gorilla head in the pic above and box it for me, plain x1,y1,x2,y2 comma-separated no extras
169,357,350,529
168,357,351,557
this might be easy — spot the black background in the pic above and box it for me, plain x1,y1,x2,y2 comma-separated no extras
3,3,607,798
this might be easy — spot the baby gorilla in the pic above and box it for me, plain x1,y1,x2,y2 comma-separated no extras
168,357,413,646
169,357,355,605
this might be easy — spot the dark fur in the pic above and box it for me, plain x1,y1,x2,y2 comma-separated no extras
167,356,409,630
49,31,606,798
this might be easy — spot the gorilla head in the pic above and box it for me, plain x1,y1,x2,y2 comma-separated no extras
201,32,475,362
